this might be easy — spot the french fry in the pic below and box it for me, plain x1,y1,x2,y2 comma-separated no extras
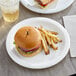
38,26,62,53
47,31,62,43
39,27,62,42
51,38,58,50
40,26,58,35
40,31,50,55
47,30,58,35
55,37,62,42
45,33,52,46
39,27,58,49
38,27,57,38
52,37,58,44
51,31,58,35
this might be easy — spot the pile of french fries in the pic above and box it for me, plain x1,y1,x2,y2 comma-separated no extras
38,26,62,55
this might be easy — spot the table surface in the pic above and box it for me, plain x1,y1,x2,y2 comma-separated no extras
0,1,76,76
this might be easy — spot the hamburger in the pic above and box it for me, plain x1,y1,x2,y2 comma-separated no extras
14,26,42,57
35,0,54,8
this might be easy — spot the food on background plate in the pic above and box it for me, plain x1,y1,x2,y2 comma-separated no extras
14,26,62,57
14,26,42,57
35,0,55,8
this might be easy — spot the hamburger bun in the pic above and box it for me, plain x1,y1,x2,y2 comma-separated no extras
14,26,42,57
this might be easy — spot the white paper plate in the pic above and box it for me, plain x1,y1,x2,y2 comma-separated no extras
6,17,70,69
20,0,74,14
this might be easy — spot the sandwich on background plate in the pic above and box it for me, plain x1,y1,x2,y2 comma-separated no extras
35,0,56,8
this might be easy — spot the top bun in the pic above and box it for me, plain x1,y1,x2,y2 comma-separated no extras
14,26,41,50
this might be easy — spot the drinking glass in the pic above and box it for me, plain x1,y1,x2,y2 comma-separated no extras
0,0,19,22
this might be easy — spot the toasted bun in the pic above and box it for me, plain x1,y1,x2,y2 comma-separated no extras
16,45,42,57
14,26,41,50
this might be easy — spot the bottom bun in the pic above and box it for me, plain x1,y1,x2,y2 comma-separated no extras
16,46,42,57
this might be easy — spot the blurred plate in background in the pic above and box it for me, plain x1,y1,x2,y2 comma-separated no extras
20,0,74,14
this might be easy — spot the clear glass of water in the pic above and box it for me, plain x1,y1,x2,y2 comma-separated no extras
0,0,19,22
